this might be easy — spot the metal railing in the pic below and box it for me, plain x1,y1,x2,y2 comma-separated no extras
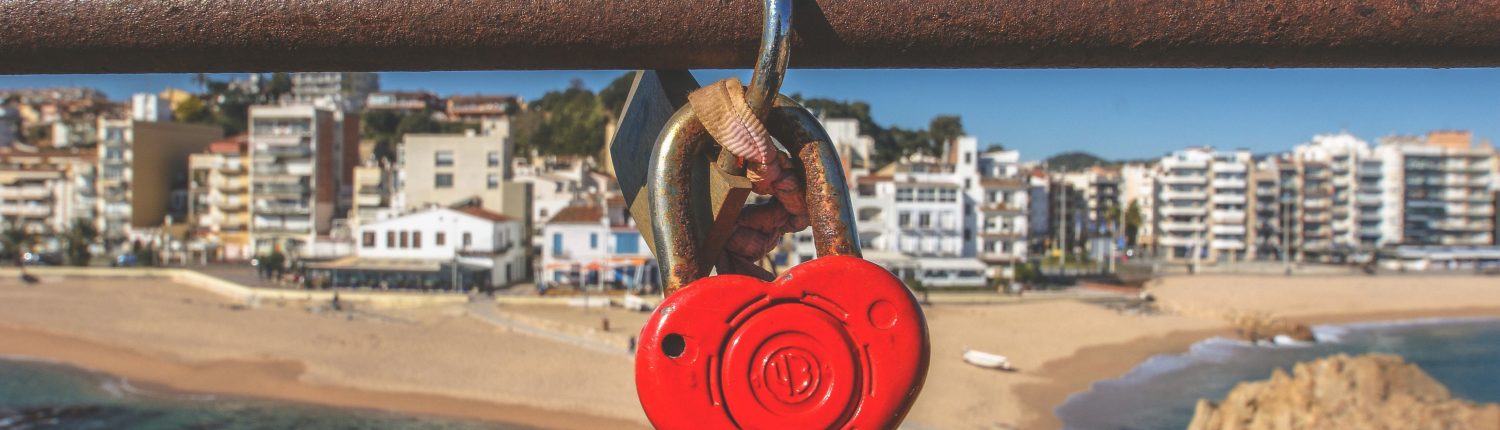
3,0,1500,73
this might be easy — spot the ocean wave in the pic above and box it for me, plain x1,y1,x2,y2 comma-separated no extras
0,355,217,403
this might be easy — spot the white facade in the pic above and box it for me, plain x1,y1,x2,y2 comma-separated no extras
248,105,337,255
809,134,993,287
355,207,527,285
539,202,657,291
131,93,172,122
1120,163,1156,246
1154,148,1213,260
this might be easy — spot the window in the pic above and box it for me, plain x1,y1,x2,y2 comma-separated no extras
590,233,598,249
436,232,446,246
387,231,396,248
399,231,409,248
487,173,500,189
362,232,375,248
435,173,454,188
435,150,454,167
413,231,422,249
918,213,932,228
463,232,473,247
917,188,935,202
488,151,501,167
898,211,911,227
896,188,913,202
551,233,562,256
614,232,639,254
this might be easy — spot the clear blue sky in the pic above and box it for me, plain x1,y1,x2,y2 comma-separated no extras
2,69,1495,161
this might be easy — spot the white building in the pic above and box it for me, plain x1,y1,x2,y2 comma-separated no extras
131,93,172,122
1370,131,1497,246
1154,147,1213,261
815,135,991,288
1120,163,1157,247
288,72,379,110
539,201,657,291
307,206,526,290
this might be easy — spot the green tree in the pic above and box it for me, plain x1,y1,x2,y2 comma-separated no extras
174,96,212,124
927,115,965,150
517,80,609,156
597,72,635,117
0,225,35,264
267,72,293,102
1124,199,1143,247
63,219,98,266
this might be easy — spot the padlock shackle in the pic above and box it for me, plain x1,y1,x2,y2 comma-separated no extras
648,95,860,294
747,0,792,120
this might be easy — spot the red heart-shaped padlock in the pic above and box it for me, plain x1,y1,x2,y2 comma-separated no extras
635,256,930,429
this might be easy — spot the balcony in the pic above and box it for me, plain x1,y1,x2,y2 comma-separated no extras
1160,206,1206,216
253,183,310,195
1161,190,1208,201
1160,175,1208,185
1210,178,1248,189
255,145,312,158
0,204,51,217
1210,194,1245,204
1209,239,1246,250
255,203,312,215
1160,221,1206,232
1210,211,1246,224
1210,224,1246,235
0,186,52,200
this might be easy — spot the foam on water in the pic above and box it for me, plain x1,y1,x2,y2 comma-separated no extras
1056,317,1500,430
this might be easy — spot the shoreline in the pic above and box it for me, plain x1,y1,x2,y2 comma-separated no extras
0,324,644,430
1016,306,1500,430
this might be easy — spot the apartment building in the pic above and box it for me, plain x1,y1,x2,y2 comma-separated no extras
0,105,19,147
0,148,97,238
1205,150,1252,261
539,202,657,291
309,206,527,290
95,118,221,244
445,95,520,136
827,136,990,287
130,93,171,122
1051,167,1121,260
247,104,358,256
288,72,379,110
364,91,440,112
1371,131,1497,246
1286,133,1370,261
1154,148,1212,261
187,135,252,261
975,149,1030,272
398,133,512,212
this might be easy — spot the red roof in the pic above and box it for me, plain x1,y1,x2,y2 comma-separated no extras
208,134,248,154
456,206,514,222
550,205,604,224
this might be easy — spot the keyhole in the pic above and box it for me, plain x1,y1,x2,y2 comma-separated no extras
661,334,685,358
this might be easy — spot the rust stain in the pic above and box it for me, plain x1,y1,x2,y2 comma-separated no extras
3,0,1500,73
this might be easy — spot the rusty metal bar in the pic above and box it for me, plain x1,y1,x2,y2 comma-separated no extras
4,0,1500,73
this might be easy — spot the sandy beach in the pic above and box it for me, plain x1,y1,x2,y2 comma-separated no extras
1,272,1498,429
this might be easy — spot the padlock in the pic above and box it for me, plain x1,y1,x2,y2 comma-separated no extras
636,94,930,429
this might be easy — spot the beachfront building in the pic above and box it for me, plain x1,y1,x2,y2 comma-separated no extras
95,117,222,246
1026,168,1051,257
1154,148,1212,261
0,148,98,248
1287,133,1371,261
1369,131,1498,246
187,135,253,261
307,206,527,291
350,163,397,226
1205,150,1252,262
975,149,1031,278
512,156,611,230
538,201,658,292
825,135,990,287
247,104,359,257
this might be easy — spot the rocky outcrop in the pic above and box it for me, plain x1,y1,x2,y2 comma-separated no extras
1188,354,1500,430
1226,311,1315,343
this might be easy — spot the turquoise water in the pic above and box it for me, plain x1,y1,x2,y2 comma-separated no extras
0,356,526,430
1056,317,1500,430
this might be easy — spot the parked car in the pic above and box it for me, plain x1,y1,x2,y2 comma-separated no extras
112,254,139,267
21,252,63,266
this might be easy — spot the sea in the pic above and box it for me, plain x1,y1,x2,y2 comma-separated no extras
1056,317,1500,430
0,355,526,430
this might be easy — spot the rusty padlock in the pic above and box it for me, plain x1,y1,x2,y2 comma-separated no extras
635,93,930,429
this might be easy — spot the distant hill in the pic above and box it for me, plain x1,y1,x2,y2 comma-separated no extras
1046,151,1110,171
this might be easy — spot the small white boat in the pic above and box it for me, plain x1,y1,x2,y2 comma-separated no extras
962,348,1014,371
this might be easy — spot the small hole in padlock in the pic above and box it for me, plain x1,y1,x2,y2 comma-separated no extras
661,334,686,358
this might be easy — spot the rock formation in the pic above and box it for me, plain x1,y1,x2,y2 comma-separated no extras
1188,353,1500,430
